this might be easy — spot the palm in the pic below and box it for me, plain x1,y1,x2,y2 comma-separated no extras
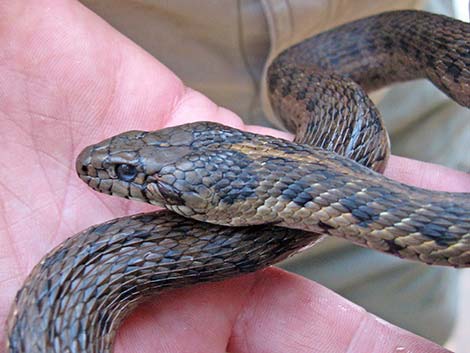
0,2,465,353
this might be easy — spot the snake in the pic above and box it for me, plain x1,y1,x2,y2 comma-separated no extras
6,9,470,353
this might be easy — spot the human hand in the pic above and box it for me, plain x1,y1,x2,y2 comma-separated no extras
0,2,468,352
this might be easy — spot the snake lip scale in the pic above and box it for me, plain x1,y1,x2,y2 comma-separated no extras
6,9,470,353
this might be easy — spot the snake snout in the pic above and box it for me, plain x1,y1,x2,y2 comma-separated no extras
76,145,94,179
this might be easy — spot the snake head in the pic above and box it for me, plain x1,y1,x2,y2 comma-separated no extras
76,124,195,203
75,122,258,220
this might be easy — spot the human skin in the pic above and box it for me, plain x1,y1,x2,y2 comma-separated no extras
0,1,468,352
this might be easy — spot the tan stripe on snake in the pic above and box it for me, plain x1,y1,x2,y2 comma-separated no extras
6,10,470,353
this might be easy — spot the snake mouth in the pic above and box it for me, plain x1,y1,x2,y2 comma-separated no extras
77,172,111,195
75,144,117,193
76,146,105,192
78,172,150,202
76,144,157,204
76,144,94,176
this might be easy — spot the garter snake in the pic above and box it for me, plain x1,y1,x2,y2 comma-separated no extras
6,10,470,353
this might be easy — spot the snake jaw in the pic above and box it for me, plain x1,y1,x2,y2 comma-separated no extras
145,175,215,219
146,180,184,206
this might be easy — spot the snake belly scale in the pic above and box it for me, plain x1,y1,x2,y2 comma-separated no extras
6,10,470,353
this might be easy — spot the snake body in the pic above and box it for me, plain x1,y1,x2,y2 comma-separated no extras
6,10,470,353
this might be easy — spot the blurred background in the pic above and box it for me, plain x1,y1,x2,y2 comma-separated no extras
446,271,470,351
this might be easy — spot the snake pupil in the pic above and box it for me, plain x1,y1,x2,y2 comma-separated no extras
116,164,137,181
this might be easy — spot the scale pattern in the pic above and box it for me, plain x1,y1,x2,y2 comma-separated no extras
6,10,470,353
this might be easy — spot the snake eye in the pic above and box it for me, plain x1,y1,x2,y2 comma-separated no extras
115,164,138,181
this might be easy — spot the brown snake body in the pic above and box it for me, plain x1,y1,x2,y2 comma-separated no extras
6,10,470,353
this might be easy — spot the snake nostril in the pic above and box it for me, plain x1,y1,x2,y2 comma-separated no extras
76,145,94,176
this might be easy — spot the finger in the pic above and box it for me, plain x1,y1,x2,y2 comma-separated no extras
111,267,449,353
227,268,450,353
385,156,470,192
114,278,245,353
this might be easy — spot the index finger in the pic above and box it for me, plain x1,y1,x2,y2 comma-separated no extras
113,267,450,353
227,268,451,353
385,156,470,192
